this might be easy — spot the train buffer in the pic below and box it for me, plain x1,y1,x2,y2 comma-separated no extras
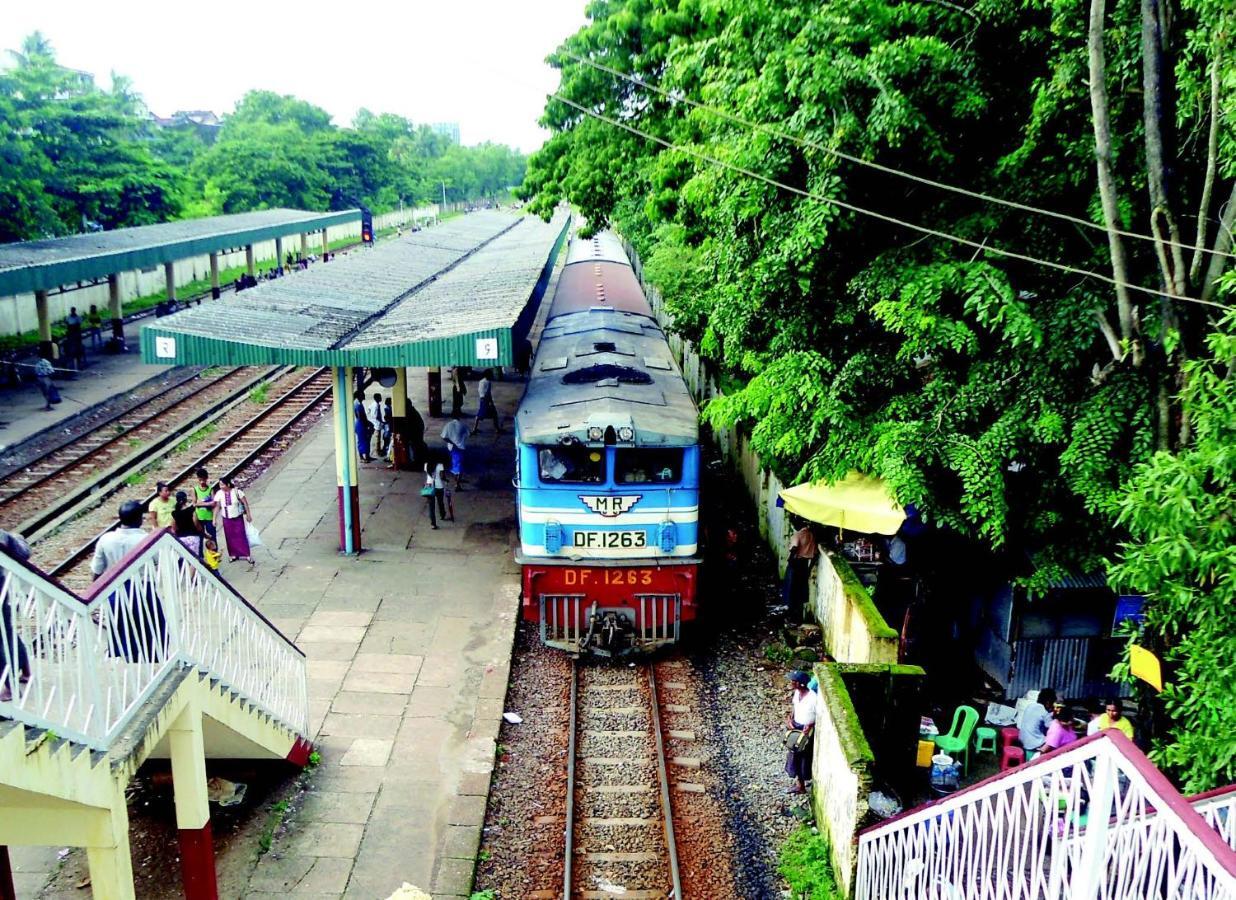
0,530,311,899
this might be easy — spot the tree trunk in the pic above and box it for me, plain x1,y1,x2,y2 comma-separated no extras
1088,0,1140,363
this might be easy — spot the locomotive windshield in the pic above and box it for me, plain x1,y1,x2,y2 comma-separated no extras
614,448,683,484
538,446,605,484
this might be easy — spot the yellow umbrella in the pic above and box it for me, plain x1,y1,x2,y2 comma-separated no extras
779,471,904,535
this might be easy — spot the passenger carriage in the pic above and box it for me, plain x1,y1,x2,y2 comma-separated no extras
514,232,701,656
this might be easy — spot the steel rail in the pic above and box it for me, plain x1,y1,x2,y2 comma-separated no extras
2,367,282,534
563,660,578,900
648,664,684,900
0,366,205,482
48,367,331,579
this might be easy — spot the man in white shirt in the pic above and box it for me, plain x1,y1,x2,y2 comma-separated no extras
91,501,149,579
472,371,501,434
91,501,167,663
1017,688,1056,753
440,412,469,489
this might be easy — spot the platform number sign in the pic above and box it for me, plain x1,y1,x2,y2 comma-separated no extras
475,337,499,361
155,336,177,359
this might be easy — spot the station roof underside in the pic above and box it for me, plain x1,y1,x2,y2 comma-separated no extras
139,210,571,369
0,208,360,297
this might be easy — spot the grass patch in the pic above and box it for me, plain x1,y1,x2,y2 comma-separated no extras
764,642,794,665
470,892,496,900
124,471,148,487
174,422,219,455
257,799,290,855
779,825,840,900
248,382,270,405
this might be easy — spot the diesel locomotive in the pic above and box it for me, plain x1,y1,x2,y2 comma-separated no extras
514,231,701,656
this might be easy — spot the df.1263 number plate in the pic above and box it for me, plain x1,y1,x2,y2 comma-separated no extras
572,530,647,549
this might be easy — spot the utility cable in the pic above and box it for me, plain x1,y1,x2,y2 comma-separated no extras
561,50,1235,264
550,92,1230,310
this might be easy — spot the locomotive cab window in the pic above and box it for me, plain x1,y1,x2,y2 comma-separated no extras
538,446,606,484
615,448,683,484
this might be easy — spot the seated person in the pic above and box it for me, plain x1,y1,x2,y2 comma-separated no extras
1017,688,1056,753
1094,699,1134,740
1043,701,1079,751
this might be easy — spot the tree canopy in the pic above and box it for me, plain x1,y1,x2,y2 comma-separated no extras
523,0,1235,787
0,34,528,242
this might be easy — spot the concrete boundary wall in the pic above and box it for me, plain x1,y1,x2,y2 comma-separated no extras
0,206,438,336
632,249,900,665
810,663,875,899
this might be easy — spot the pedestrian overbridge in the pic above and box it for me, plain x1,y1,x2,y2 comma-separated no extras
0,530,311,899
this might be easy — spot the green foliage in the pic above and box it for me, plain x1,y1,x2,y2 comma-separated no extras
0,38,528,242
779,825,841,900
248,382,270,405
469,892,496,900
1109,311,1236,792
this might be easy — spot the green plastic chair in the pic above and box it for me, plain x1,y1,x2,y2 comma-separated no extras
974,725,998,757
933,705,981,775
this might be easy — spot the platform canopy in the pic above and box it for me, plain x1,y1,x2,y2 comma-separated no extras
779,472,905,535
139,210,570,369
0,208,360,296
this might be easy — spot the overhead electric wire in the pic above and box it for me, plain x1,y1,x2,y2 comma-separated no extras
550,91,1229,310
562,50,1236,265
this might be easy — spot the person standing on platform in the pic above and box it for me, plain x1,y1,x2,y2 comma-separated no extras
64,307,86,370
91,500,167,662
33,357,56,411
171,491,203,557
193,468,217,539
450,367,468,416
353,390,374,462
472,370,501,434
424,460,449,528
441,411,469,489
381,396,394,461
213,475,254,564
367,392,384,456
86,305,103,349
148,481,176,530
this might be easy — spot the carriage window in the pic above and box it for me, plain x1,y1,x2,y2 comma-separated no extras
538,446,606,484
615,449,683,484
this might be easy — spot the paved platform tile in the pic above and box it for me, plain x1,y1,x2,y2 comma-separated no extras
442,824,482,860
307,610,374,628
250,855,353,893
447,793,488,827
351,652,424,675
299,641,361,662
342,669,416,695
330,691,409,717
432,857,476,896
339,738,394,767
321,712,401,740
298,789,378,825
280,822,365,859
300,625,367,643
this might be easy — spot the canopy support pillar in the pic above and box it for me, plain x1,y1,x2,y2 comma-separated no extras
390,367,411,470
35,290,53,360
321,227,329,260
208,253,220,300
274,238,284,273
332,367,362,554
245,245,256,277
164,263,176,304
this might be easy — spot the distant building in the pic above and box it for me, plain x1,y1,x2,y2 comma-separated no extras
431,121,461,145
148,109,223,142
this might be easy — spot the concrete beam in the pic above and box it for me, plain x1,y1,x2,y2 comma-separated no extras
108,274,124,341
209,253,220,300
34,289,52,360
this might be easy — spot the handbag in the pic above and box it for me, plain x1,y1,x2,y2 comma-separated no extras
783,728,810,753
420,485,435,497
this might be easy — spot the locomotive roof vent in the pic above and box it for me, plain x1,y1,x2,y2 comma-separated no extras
562,363,653,385
593,341,617,353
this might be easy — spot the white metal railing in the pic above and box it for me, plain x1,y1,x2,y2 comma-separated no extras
855,731,1236,900
0,532,307,751
1193,787,1236,851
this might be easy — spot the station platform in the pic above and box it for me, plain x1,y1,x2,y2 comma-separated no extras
0,344,174,454
225,374,523,899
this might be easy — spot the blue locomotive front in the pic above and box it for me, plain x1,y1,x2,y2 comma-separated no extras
514,232,701,656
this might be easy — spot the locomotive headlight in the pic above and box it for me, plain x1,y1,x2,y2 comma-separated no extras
587,426,604,441
617,426,634,442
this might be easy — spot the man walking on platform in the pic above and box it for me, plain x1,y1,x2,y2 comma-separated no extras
64,307,86,370
472,370,501,434
441,411,469,489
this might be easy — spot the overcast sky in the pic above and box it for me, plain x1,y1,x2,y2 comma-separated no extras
0,0,588,152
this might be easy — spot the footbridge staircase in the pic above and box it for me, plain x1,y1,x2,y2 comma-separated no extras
855,730,1236,900
0,532,310,899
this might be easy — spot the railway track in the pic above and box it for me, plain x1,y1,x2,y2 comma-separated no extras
565,660,682,899
0,366,284,537
41,366,332,586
